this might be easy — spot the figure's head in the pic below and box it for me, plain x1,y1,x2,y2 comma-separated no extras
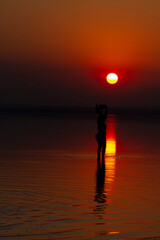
96,104,108,115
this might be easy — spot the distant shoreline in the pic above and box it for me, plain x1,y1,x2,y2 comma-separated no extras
0,105,160,116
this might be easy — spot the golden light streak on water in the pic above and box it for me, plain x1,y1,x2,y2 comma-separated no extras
108,231,120,235
105,115,116,192
106,115,116,157
105,156,116,183
106,140,116,157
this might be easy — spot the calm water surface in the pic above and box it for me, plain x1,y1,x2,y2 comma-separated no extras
0,114,160,239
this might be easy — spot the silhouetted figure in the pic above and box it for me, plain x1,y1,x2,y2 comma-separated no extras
96,104,108,166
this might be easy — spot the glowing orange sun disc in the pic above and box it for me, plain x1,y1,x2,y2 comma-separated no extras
106,73,118,84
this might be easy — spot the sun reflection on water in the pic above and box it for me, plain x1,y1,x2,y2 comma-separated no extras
105,115,116,191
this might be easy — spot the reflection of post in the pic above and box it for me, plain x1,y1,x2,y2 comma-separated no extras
94,166,106,219
105,115,116,194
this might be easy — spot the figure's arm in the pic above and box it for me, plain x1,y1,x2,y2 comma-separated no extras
96,104,108,116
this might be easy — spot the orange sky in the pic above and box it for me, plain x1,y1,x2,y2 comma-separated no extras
1,0,160,107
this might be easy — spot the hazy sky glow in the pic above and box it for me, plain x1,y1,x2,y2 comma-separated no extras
1,0,160,107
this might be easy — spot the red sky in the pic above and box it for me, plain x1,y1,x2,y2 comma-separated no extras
1,0,160,107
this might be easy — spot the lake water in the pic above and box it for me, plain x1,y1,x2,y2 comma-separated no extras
0,113,160,239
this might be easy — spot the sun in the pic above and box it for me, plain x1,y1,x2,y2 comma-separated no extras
106,73,118,85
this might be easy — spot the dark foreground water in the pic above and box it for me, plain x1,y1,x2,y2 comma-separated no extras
0,113,160,239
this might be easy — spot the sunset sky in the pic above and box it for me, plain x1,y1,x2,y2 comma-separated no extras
1,0,160,107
